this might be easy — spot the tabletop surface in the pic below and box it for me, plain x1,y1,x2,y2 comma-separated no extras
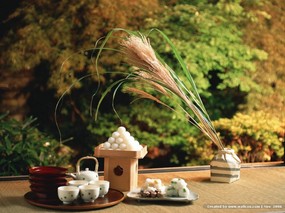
1,162,285,213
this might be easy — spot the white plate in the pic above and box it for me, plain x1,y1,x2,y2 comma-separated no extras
127,188,199,202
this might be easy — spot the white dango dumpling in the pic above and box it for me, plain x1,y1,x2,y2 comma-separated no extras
119,143,127,150
133,145,141,151
178,187,190,198
171,178,187,189
177,179,187,189
144,178,152,186
117,126,126,133
108,137,115,143
127,141,136,150
103,142,111,149
111,143,119,150
129,139,142,151
125,131,131,137
120,131,130,143
170,178,179,187
145,178,163,189
166,186,178,197
116,137,123,144
112,131,120,138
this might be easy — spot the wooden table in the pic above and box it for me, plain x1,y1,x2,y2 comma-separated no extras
1,162,285,213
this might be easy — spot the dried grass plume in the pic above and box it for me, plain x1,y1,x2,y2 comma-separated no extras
120,34,224,150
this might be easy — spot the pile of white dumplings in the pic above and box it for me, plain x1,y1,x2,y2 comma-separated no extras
165,178,190,197
140,178,165,198
102,126,143,151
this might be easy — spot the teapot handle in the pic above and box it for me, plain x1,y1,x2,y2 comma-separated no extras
76,156,99,174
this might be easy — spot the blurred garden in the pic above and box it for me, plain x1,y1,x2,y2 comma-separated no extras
0,0,284,176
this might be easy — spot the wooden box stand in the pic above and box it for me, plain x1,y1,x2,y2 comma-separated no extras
94,145,147,192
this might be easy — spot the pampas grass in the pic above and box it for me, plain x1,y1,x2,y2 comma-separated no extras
116,31,224,150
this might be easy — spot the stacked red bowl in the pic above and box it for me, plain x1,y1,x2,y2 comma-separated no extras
29,166,67,203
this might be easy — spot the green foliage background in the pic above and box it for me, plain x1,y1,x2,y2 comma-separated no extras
0,0,284,175
0,113,72,175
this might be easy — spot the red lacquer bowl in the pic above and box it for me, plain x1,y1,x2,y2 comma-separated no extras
29,178,66,185
30,185,60,194
29,180,67,188
29,175,67,183
29,166,67,177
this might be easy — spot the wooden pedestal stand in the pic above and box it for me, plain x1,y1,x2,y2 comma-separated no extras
94,145,147,192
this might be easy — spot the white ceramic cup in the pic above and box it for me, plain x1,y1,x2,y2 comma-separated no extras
68,180,89,187
79,184,100,203
57,186,79,204
88,180,110,197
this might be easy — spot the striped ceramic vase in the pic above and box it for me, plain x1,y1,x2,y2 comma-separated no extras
210,148,241,183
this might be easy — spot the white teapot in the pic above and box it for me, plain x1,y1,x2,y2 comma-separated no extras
69,156,99,181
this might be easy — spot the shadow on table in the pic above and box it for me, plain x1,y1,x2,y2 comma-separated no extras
190,177,211,183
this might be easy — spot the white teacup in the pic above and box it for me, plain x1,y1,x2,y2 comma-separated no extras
88,180,110,197
68,180,89,187
79,184,100,203
58,186,79,204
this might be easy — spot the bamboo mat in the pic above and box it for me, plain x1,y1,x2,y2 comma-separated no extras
1,166,285,213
